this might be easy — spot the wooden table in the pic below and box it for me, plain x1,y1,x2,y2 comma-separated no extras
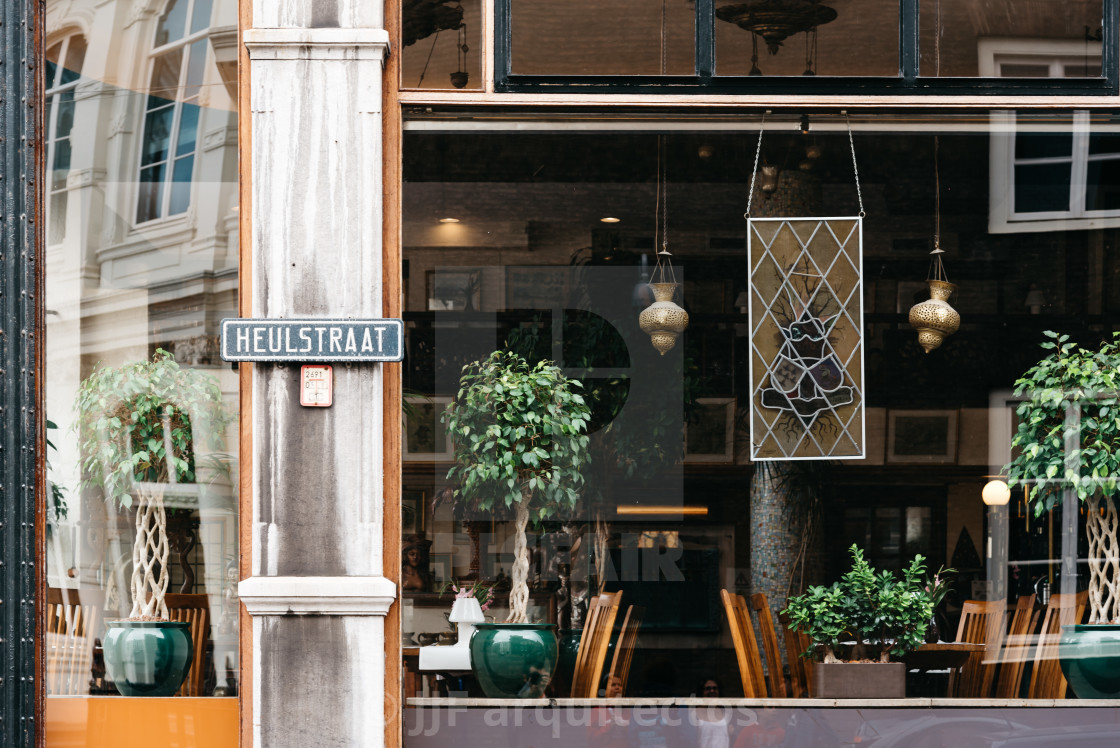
902,642,987,696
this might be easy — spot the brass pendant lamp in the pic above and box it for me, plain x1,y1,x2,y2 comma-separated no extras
639,135,689,355
908,136,960,353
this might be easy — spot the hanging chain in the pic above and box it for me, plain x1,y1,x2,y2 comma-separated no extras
934,134,941,250
653,135,677,284
744,111,767,219
845,111,866,218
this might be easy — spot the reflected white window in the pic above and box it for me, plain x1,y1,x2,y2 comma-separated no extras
136,0,213,223
45,34,86,244
989,111,1120,234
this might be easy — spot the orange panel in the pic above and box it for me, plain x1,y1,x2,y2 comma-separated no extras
46,697,238,748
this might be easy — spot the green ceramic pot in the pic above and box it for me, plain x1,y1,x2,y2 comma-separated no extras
103,620,194,697
1059,624,1120,698
470,623,558,698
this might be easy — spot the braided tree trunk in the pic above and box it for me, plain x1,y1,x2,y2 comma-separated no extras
1086,494,1120,624
506,489,532,623
130,483,170,619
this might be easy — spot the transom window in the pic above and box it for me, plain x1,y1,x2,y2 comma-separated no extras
136,0,213,223
478,0,1118,94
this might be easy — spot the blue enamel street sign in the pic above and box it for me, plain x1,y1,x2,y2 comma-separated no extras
220,318,404,362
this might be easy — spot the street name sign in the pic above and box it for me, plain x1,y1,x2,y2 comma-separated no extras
220,318,404,362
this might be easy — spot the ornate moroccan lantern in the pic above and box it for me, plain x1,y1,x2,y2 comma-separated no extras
908,255,959,354
639,269,689,355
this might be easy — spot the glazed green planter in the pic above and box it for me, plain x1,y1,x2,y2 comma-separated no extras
470,623,558,698
103,620,194,697
1059,624,1120,699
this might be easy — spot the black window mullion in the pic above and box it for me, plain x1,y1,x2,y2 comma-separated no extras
495,0,512,91
696,0,714,80
900,0,918,82
1104,0,1119,84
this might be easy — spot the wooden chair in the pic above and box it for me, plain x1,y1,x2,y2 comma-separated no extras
779,611,813,698
995,595,1040,698
1028,590,1088,699
46,588,101,695
750,593,787,698
165,592,211,697
606,605,643,697
720,589,766,697
570,591,622,697
953,599,1007,697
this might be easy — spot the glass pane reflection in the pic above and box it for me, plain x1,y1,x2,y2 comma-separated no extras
44,0,240,715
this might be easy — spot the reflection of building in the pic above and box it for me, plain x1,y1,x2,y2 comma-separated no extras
40,0,241,699
5,0,1120,746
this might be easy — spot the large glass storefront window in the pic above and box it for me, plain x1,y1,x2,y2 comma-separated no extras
400,112,1120,740
44,0,239,742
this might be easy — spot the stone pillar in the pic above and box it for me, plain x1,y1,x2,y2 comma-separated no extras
237,3,395,746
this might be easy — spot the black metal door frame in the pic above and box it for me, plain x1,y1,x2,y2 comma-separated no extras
1,0,44,745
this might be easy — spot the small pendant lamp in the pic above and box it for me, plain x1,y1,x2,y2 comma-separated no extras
639,135,689,355
908,136,959,353
908,247,959,353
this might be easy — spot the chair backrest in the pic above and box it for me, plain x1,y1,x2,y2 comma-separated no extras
165,592,211,697
720,589,765,697
1028,590,1087,699
606,605,644,697
46,588,101,695
995,594,1040,698
779,611,813,698
750,593,787,698
953,599,1006,698
570,591,622,698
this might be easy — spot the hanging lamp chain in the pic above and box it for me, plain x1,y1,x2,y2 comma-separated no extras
744,110,768,219
845,111,865,218
653,134,677,285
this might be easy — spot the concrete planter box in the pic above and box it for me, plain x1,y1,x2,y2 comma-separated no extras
811,662,906,699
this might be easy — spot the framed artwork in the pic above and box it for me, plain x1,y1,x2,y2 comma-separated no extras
426,269,481,311
684,398,736,463
887,409,959,464
505,266,571,309
403,395,453,461
747,217,865,460
429,553,454,588
401,489,426,535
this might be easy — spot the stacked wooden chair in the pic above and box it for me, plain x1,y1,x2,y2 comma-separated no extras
721,590,791,697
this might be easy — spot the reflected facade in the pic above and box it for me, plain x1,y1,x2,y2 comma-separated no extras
43,0,239,726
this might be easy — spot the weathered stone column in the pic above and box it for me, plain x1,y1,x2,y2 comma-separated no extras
238,2,395,746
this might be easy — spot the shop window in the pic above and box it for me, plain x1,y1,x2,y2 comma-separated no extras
45,0,239,741
45,33,86,244
136,0,213,223
989,111,1120,234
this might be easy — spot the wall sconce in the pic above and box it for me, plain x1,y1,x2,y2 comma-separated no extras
759,164,780,193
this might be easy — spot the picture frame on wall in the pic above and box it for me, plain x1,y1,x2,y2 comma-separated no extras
505,266,571,309
887,409,959,464
429,553,454,588
403,395,453,461
684,397,736,463
401,490,426,536
426,269,481,311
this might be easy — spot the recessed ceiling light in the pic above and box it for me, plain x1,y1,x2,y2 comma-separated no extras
439,217,460,224
600,217,621,223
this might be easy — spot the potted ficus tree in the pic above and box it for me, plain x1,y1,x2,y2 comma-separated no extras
1006,331,1120,698
77,349,233,696
784,544,936,698
442,350,591,698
